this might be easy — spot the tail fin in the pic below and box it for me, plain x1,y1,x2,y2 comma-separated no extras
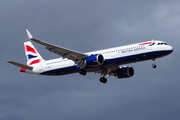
24,41,44,67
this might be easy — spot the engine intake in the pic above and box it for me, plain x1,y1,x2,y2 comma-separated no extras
85,54,104,67
116,66,134,78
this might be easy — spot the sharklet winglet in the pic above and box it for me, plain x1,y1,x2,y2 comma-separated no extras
26,29,33,40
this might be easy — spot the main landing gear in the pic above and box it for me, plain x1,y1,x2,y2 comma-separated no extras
79,69,87,76
151,58,157,68
99,77,107,84
79,68,107,84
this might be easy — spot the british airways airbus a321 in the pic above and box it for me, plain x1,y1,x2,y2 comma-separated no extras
7,30,173,83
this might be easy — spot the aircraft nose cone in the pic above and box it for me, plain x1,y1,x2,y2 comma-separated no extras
167,45,173,54
169,46,173,53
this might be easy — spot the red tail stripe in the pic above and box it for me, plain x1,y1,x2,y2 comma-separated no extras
25,45,37,53
20,68,26,72
29,59,41,65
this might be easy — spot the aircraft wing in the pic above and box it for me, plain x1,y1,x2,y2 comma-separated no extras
26,29,88,67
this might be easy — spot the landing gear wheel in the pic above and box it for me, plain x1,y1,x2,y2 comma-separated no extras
99,77,107,84
151,58,157,68
152,64,157,68
79,69,87,76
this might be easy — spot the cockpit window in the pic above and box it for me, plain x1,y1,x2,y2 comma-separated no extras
157,42,167,45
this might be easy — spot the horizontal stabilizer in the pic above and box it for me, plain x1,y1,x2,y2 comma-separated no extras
7,61,33,70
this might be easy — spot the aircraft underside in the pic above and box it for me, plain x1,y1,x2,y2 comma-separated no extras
40,50,172,84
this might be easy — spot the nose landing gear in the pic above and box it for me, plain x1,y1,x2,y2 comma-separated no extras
151,58,157,68
152,64,157,68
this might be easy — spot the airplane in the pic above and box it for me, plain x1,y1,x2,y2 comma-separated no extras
7,29,173,83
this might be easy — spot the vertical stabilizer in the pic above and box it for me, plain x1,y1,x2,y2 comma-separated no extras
24,41,44,67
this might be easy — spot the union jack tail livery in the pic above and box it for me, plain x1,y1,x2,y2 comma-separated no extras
24,41,44,67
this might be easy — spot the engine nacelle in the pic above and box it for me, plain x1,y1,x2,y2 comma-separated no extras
116,66,134,78
85,54,104,67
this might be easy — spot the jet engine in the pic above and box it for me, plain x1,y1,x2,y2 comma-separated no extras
85,54,104,67
116,66,134,78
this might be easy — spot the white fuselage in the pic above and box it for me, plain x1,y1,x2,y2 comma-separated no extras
31,40,173,75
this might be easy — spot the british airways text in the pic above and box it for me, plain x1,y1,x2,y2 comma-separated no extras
121,46,146,54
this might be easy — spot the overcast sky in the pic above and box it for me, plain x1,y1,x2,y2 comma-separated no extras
1,0,180,120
